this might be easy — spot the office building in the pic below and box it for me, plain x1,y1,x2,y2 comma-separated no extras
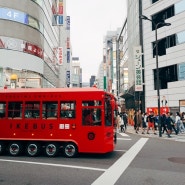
0,0,70,88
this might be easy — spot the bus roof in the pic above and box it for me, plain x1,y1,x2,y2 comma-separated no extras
0,87,107,94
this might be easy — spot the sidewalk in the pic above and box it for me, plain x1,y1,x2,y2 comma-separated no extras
124,125,185,142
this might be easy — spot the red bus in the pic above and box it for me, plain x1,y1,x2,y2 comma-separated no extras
0,88,117,157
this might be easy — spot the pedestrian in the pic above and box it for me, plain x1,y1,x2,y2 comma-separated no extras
175,112,185,133
161,114,168,134
180,112,185,132
146,111,157,135
133,112,137,131
166,112,172,138
120,116,125,132
116,114,121,133
170,112,178,135
135,110,142,134
142,113,147,134
181,112,185,128
120,112,128,132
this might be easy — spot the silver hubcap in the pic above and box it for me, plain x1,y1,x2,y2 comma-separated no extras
27,144,38,156
10,144,19,155
46,144,57,156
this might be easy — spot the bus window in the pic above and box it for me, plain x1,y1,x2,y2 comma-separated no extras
82,108,102,126
42,101,58,119
60,101,76,119
0,102,6,118
82,100,102,106
105,98,112,126
25,102,40,118
8,102,23,119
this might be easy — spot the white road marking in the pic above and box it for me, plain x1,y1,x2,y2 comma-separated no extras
0,159,106,172
91,138,149,185
114,150,127,152
175,139,185,142
119,133,130,137
117,138,131,141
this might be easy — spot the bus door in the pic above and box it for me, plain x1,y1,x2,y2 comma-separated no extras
104,95,117,146
80,100,103,152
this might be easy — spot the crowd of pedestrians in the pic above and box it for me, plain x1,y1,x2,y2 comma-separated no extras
132,110,185,137
116,108,185,138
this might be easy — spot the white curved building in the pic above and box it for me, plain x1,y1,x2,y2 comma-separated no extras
0,0,70,88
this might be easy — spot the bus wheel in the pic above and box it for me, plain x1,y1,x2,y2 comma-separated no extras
0,141,5,155
45,143,59,157
8,142,22,156
63,142,78,158
26,143,41,157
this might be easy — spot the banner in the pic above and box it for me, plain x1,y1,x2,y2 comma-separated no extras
134,46,143,91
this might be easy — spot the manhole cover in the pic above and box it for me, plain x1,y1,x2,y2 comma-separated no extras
168,157,185,164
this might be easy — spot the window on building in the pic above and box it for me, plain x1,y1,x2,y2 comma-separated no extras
176,31,185,44
152,0,159,3
175,0,185,14
151,6,174,30
153,34,176,57
153,65,177,90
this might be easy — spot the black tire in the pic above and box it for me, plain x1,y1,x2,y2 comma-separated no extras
0,141,5,155
8,142,23,156
45,143,59,157
26,142,41,157
63,142,78,158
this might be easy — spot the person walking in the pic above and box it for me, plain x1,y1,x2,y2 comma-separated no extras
175,112,184,134
180,112,185,132
161,114,168,134
166,112,172,138
120,116,125,132
181,112,185,128
146,111,157,135
116,114,122,133
141,113,147,134
135,110,142,134
170,112,178,135
122,112,128,131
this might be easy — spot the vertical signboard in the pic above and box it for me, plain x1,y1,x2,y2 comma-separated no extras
66,16,70,30
58,47,63,65
67,50,70,63
52,0,63,26
57,0,63,25
66,71,70,87
134,46,143,91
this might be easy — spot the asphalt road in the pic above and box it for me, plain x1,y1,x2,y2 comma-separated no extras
0,132,185,185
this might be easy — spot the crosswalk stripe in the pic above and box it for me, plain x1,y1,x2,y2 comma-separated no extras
119,133,129,137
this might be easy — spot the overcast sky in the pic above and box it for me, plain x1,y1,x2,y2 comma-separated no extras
66,0,127,82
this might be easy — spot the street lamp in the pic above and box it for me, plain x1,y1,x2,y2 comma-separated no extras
140,15,171,137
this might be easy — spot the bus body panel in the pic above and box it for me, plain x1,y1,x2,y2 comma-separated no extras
0,88,116,155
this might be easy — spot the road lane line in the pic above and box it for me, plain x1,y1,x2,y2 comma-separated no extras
117,138,131,141
114,150,127,152
0,159,106,172
92,138,149,185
